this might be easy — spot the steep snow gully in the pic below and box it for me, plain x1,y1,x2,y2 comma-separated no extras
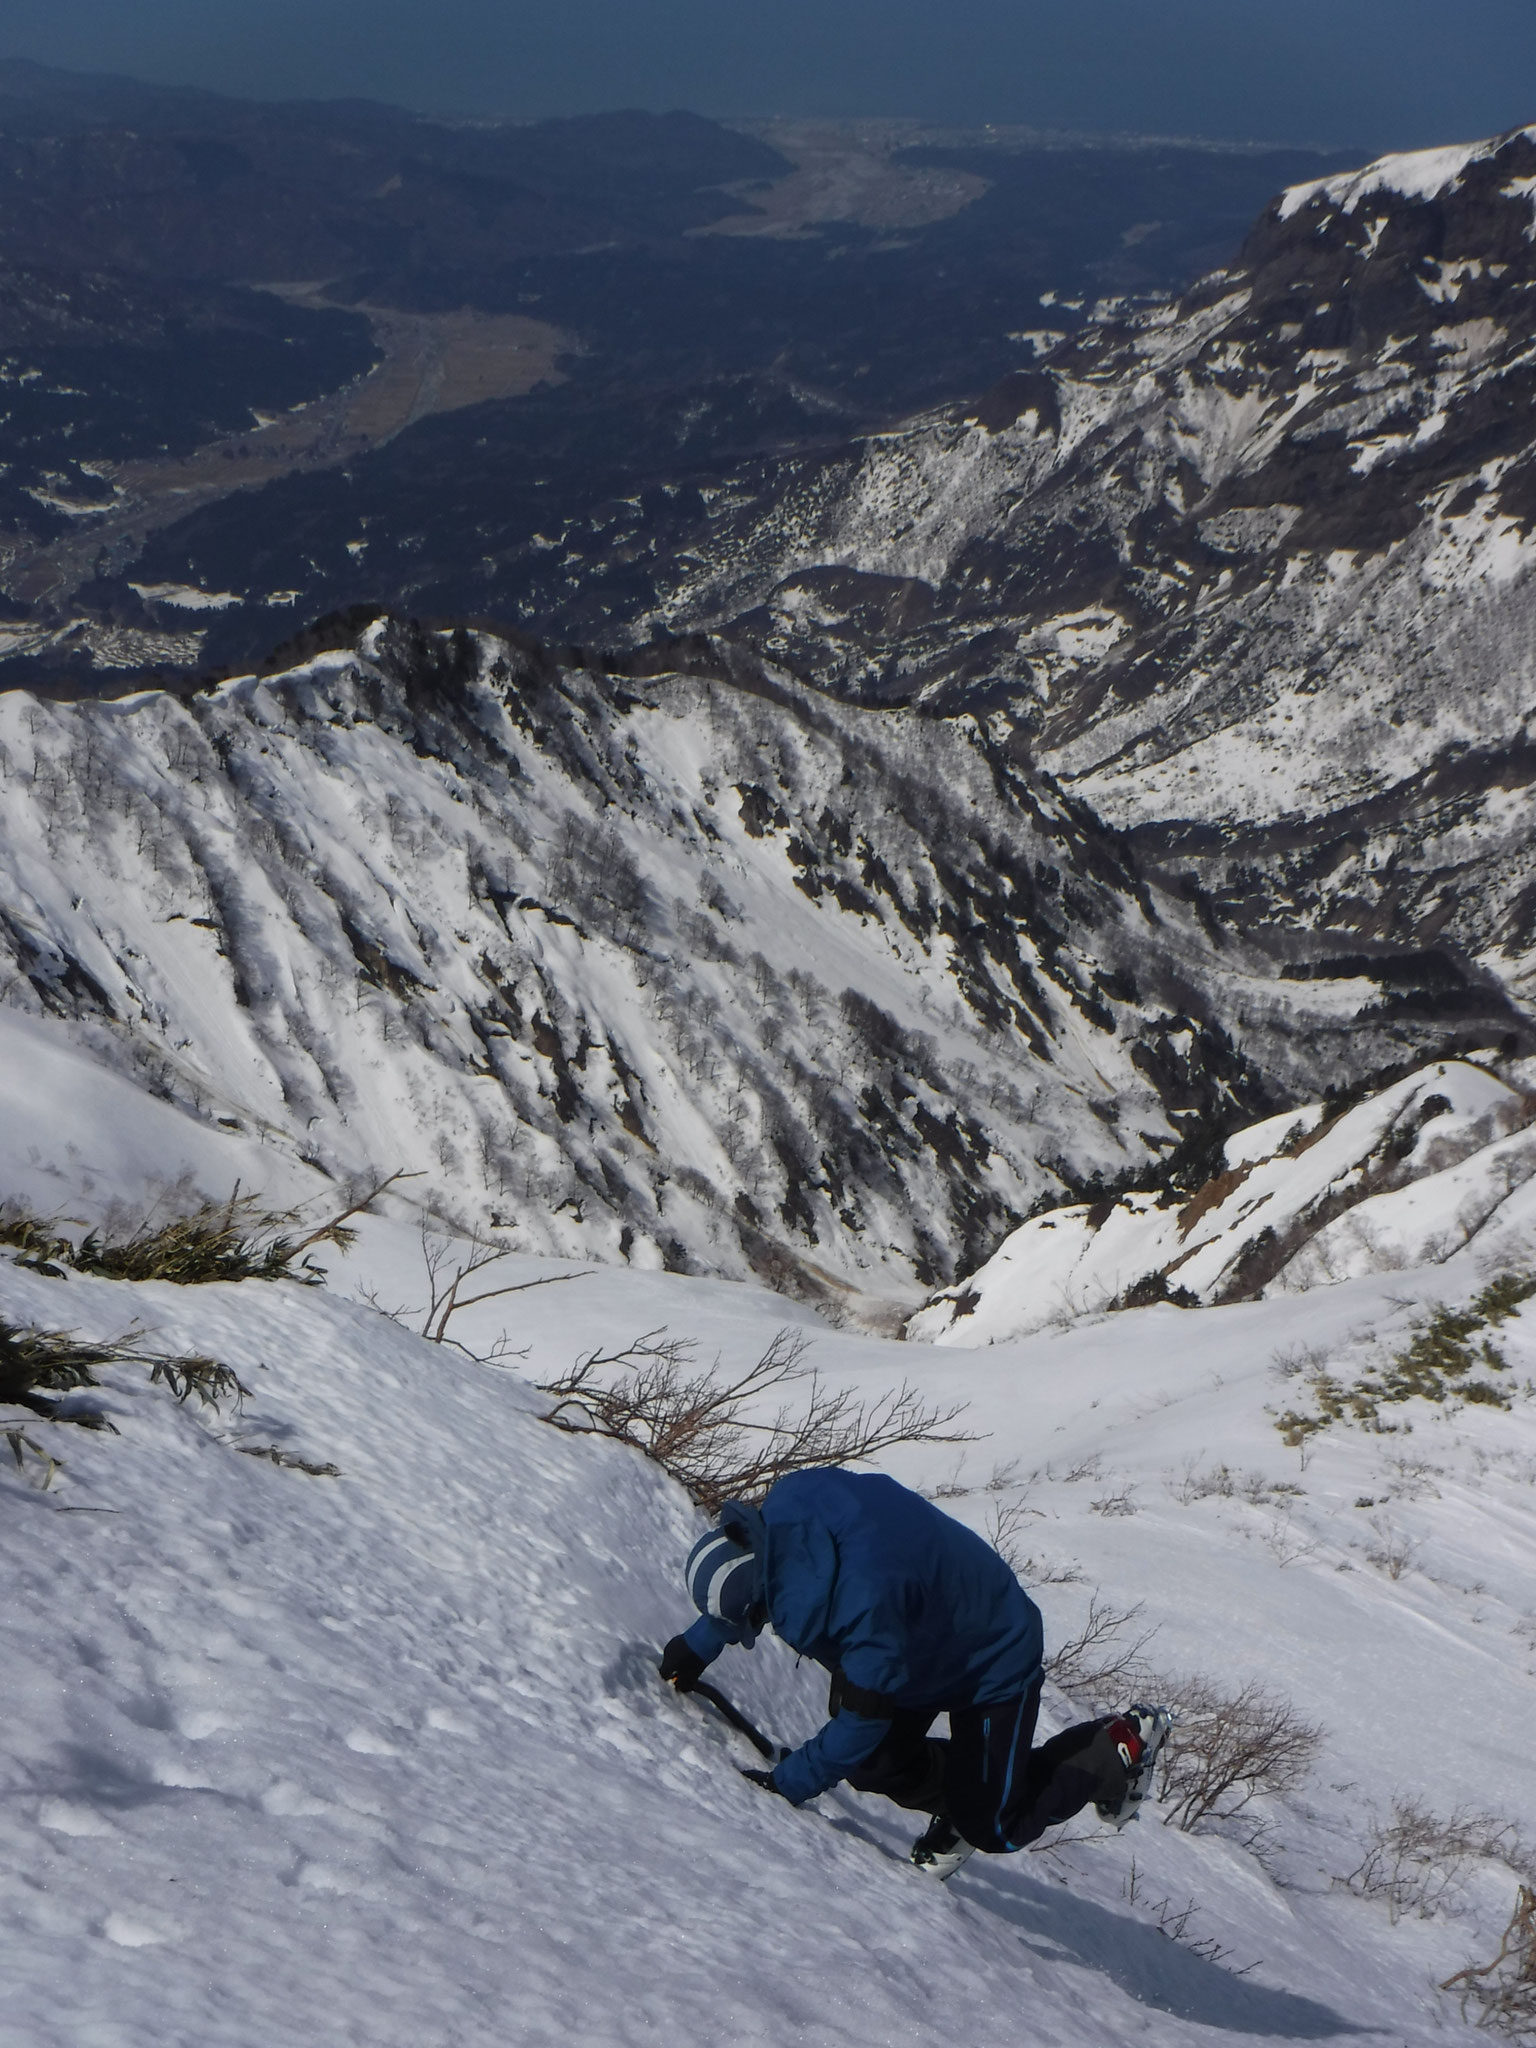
915,1053,1536,1342
3,1073,1535,2046
6,121,1536,2048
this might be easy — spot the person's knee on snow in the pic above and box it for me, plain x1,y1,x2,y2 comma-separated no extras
842,1711,946,1814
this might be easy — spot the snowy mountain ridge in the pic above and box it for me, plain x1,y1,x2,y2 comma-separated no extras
1276,126,1536,218
638,119,1536,1009
8,610,1496,1322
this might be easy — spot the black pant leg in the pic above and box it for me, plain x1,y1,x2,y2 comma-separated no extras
1001,1715,1128,1848
944,1686,1041,1851
946,1686,1129,1852
843,1709,946,1813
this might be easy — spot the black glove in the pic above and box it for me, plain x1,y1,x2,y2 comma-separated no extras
659,1635,707,1693
740,1766,785,1796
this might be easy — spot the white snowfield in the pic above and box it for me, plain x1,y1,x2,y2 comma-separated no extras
1278,127,1536,220
3,1022,1536,2046
911,1056,1536,1346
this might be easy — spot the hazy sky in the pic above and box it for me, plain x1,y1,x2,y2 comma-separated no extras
3,0,1533,153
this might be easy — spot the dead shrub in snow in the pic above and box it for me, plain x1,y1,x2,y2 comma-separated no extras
5,1425,63,1487
0,1320,124,1430
1270,1341,1330,1382
0,1175,401,1288
539,1326,973,1515
1442,1885,1536,2036
1121,1857,1259,1974
1170,1458,1303,1506
1383,1454,1445,1501
413,1222,580,1357
1046,1596,1157,1707
0,1317,248,1440
1346,1799,1526,1923
0,1321,107,1401
1089,1483,1138,1517
1365,1514,1421,1581
1158,1677,1323,1836
1170,1458,1239,1502
77,1197,326,1285
986,1494,1040,1574
235,1443,341,1478
1019,1553,1087,1585
147,1355,250,1409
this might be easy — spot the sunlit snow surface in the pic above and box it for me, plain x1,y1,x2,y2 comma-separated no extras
913,1057,1536,1344
2,1018,1534,2046
1278,129,1536,219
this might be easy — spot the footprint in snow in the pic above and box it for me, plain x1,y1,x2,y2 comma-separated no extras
37,1797,115,1838
102,1912,167,1948
601,1639,663,1706
424,1705,478,1739
344,1727,401,1755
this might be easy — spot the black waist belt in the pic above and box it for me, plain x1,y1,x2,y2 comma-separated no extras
828,1667,902,1720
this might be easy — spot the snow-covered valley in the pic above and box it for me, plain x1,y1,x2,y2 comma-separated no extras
5,612,1483,1321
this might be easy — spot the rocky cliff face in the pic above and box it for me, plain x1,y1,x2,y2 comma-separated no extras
1,615,1496,1324
645,126,1536,1014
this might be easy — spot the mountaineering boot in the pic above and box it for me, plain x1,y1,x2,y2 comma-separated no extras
1094,1703,1175,1829
910,1814,976,1882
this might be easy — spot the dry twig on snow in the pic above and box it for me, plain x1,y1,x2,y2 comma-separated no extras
1441,1885,1536,2034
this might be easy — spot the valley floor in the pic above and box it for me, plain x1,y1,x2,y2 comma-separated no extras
2,298,568,629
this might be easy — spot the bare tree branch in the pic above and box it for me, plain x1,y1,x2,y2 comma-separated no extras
416,1221,584,1355
538,1326,977,1513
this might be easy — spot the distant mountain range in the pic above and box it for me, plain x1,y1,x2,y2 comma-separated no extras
4,85,1535,1328
647,125,1536,1015
0,59,1356,697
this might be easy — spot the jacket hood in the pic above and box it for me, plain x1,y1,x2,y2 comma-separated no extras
719,1498,767,1557
721,1493,837,1651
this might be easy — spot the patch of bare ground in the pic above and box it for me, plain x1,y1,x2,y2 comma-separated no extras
250,291,572,447
2,296,571,612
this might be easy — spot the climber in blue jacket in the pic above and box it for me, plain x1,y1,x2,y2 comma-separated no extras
659,1466,1169,1879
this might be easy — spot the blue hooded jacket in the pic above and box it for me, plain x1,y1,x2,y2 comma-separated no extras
682,1467,1043,1805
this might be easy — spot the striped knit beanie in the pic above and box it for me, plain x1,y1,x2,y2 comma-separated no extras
685,1522,764,1642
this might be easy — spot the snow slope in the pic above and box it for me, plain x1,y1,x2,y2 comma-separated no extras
3,1030,1535,2047
912,1054,1536,1345
0,1004,333,1221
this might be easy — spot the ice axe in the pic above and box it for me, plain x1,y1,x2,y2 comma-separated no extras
685,1677,782,1761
